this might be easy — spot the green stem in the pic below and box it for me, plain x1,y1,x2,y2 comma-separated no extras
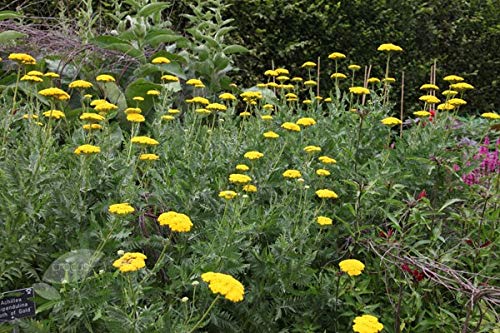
140,238,169,284
333,273,342,332
127,275,138,331
11,66,22,114
188,295,220,333
353,115,365,173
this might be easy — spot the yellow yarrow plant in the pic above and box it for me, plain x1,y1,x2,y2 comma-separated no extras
108,203,135,215
201,272,245,302
339,259,365,276
352,314,384,333
157,211,193,232
113,252,147,273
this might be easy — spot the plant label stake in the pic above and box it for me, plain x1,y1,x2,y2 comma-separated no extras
0,287,36,323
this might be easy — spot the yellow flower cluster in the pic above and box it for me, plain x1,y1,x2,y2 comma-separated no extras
413,111,431,118
43,110,65,119
8,53,36,64
21,75,43,83
281,122,301,132
94,101,118,113
219,92,236,100
450,82,474,91
304,145,321,153
319,156,337,164
377,43,403,52
244,151,264,160
219,190,238,200
83,124,102,131
186,78,203,86
316,169,330,176
443,75,464,82
317,216,333,225
448,98,467,106
157,211,193,232
481,112,500,120
188,96,210,105
108,203,135,215
420,83,439,90
113,252,147,273
283,169,302,179
207,103,227,111
349,87,370,95
27,70,43,76
74,144,100,155
125,107,142,114
330,72,347,79
151,56,170,64
339,259,365,276
243,184,257,192
352,314,384,333
201,272,245,302
263,131,279,139
69,80,93,89
328,52,346,60
147,89,160,96
127,113,145,122
316,189,338,199
139,153,159,161
229,173,252,184
80,113,105,122
131,136,159,145
296,117,316,127
419,95,440,104
380,117,402,127
96,74,115,82
367,77,380,84
301,61,316,68
161,75,179,82
236,164,250,171
39,88,70,101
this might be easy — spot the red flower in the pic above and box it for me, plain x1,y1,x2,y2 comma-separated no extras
401,263,412,273
480,241,491,248
417,189,427,200
412,269,425,282
379,228,394,239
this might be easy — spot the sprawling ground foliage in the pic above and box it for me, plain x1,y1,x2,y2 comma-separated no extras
0,2,499,332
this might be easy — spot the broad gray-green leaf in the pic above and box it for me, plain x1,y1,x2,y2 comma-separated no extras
0,11,22,21
223,45,250,55
0,30,26,43
145,33,187,48
33,282,61,300
438,198,464,212
138,2,170,17
43,249,102,284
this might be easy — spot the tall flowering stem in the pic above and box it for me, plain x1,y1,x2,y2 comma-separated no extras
187,295,220,333
11,66,22,114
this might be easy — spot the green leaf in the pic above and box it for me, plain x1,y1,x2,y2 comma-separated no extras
223,45,250,55
438,198,464,212
0,11,22,21
92,35,129,46
137,2,171,17
215,26,236,40
33,282,61,300
145,33,187,48
0,30,27,43
35,300,63,314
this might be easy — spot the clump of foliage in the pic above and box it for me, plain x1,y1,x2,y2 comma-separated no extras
0,2,499,332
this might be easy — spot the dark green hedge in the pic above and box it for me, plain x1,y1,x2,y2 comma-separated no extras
4,0,499,112
222,0,500,113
